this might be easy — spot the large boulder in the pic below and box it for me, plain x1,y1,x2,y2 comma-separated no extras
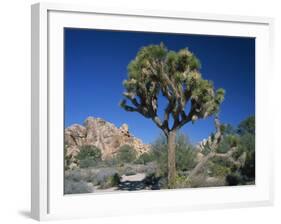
64,117,150,161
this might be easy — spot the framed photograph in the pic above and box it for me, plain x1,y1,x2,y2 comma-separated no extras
31,2,274,221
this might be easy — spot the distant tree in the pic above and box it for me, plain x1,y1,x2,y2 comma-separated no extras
220,123,236,135
237,116,255,181
120,43,225,188
237,115,255,135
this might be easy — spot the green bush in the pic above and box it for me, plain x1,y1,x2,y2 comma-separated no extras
116,145,137,163
150,135,168,177
213,116,255,185
174,175,191,188
134,152,155,165
79,159,98,168
75,145,102,168
64,146,72,170
175,134,197,171
64,180,92,194
216,134,239,154
237,116,255,135
151,133,196,176
98,173,121,189
208,161,231,177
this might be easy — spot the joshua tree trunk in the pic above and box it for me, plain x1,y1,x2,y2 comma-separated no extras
167,130,177,188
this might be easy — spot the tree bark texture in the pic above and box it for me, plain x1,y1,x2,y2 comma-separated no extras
167,130,177,188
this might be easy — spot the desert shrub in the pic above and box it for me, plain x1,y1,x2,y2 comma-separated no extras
236,120,255,182
139,162,158,175
150,134,168,175
216,134,239,154
64,146,72,170
111,173,121,186
134,152,155,165
208,161,231,177
92,167,118,186
151,133,196,176
64,179,92,194
64,169,93,194
76,145,102,168
65,169,84,182
220,123,236,135
79,159,99,168
208,116,255,185
65,168,97,183
190,175,226,188
103,157,118,167
65,167,121,190
225,117,255,184
174,175,191,188
116,145,137,163
118,162,157,176
176,134,197,171
237,115,255,135
98,173,121,189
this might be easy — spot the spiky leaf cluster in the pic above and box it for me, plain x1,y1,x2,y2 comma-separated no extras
120,43,225,135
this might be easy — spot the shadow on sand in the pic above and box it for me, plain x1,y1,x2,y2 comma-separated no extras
118,175,161,191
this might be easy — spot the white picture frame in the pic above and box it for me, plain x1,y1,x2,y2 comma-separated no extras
31,2,274,221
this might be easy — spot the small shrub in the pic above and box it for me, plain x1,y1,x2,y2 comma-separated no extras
208,162,231,177
174,175,191,188
103,157,118,167
165,133,197,173
64,146,72,170
75,145,102,168
111,173,121,186
116,145,137,163
64,180,92,194
124,168,137,176
93,167,118,186
118,163,157,176
140,162,158,175
151,133,196,176
237,116,255,135
98,173,121,189
65,169,83,182
134,152,155,165
216,135,239,153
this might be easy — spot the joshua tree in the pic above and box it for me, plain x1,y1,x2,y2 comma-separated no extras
120,43,225,188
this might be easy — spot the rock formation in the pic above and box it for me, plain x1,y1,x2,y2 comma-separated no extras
64,117,150,161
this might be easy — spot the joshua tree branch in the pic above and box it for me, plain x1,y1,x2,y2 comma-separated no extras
122,98,167,135
188,117,242,179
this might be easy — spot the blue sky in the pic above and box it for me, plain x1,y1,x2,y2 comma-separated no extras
64,28,255,144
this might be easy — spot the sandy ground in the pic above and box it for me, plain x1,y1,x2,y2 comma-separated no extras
120,173,146,182
93,172,147,192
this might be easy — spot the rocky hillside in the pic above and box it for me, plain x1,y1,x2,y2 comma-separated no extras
65,117,150,160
